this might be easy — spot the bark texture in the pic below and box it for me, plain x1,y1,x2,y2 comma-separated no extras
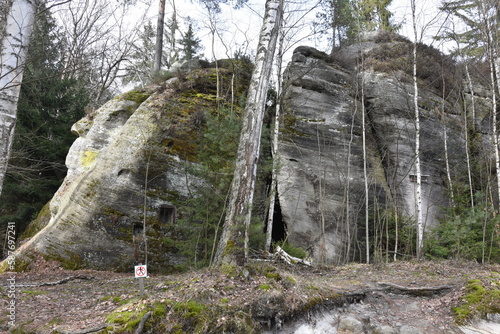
213,0,284,267
153,0,166,73
0,0,36,195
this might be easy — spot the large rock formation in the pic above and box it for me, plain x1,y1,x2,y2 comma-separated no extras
2,32,494,271
275,32,492,264
6,65,253,272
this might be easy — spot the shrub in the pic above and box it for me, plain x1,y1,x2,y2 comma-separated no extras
425,194,500,262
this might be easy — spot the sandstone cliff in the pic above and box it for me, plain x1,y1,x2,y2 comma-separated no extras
2,32,494,271
276,32,491,264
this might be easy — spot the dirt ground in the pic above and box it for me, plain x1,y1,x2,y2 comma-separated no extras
1,257,498,333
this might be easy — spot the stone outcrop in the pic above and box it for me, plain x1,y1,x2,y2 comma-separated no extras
6,66,252,272
11,83,201,271
3,32,494,271
275,32,491,264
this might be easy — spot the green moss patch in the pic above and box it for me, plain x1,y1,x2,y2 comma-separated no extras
20,201,52,241
452,276,500,324
120,90,152,105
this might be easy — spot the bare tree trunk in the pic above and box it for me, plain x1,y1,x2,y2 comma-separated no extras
441,75,454,206
443,112,454,205
213,0,284,267
168,0,177,67
464,63,475,207
0,0,36,196
479,0,500,212
361,60,370,264
411,0,423,259
265,27,285,253
153,0,166,73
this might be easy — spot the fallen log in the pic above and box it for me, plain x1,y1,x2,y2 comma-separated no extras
274,246,312,266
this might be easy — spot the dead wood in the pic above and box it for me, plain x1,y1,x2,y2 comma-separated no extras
275,246,312,266
37,275,95,287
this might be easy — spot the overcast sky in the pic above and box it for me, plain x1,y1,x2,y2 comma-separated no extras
163,0,451,62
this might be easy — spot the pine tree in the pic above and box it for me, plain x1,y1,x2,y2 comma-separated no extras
179,23,201,60
358,0,397,32
153,0,167,73
316,0,356,50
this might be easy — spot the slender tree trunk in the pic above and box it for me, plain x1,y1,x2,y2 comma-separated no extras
441,75,454,206
443,112,454,205
153,0,166,73
361,61,370,264
0,0,37,196
479,0,500,212
411,0,424,259
464,63,475,207
168,0,177,67
213,0,284,267
265,27,285,253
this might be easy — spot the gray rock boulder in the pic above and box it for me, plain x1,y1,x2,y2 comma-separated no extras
338,316,365,333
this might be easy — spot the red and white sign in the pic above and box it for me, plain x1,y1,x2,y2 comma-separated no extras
135,265,147,278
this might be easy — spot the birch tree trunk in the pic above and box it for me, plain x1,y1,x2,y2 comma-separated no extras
411,0,424,259
361,58,370,264
479,0,500,212
0,0,37,196
213,0,284,267
464,63,475,207
265,27,285,253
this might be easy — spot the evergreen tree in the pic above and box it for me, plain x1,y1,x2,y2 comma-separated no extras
358,0,397,32
0,3,88,237
316,0,356,50
316,0,397,53
179,23,202,60
153,0,167,73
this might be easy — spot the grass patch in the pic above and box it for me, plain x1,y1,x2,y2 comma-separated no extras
21,290,48,296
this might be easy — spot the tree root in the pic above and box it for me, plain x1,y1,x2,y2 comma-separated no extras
59,324,108,334
376,281,455,297
134,311,152,334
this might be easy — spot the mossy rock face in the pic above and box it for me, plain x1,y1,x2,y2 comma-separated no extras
20,201,51,241
0,63,250,273
120,89,152,105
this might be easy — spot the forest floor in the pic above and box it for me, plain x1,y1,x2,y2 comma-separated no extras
0,256,499,333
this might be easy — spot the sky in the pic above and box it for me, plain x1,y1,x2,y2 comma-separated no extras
50,0,452,64
48,0,455,93
163,0,453,62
